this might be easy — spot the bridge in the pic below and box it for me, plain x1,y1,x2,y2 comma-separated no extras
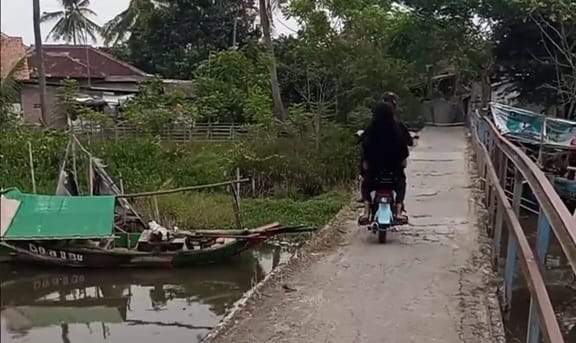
207,115,575,343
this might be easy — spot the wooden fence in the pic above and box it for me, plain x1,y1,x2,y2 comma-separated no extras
71,122,260,142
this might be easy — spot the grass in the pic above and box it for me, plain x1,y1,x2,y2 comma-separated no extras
134,191,350,230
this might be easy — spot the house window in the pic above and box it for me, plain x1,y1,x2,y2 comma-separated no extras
33,104,41,108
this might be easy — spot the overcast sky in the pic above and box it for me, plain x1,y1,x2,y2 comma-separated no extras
1,0,298,45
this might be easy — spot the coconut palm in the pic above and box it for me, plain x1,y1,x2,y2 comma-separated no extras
102,0,168,46
259,0,286,120
40,0,101,44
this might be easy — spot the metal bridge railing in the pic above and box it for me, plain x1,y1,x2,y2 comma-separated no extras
470,111,575,343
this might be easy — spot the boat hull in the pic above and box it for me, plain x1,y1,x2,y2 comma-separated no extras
0,238,266,268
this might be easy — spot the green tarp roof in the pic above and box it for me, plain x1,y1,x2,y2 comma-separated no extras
1,189,115,240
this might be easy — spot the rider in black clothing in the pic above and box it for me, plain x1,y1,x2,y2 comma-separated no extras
359,101,410,223
358,92,417,224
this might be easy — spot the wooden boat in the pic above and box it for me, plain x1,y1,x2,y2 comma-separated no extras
0,188,312,268
489,102,576,208
0,135,314,268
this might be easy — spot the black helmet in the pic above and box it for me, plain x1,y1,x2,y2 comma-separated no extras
382,92,399,108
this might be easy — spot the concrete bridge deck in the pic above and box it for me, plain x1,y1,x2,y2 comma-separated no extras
211,127,500,343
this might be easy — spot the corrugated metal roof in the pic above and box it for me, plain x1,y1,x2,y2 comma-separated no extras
28,45,147,79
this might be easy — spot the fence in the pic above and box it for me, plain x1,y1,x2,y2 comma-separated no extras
71,122,259,142
470,110,575,343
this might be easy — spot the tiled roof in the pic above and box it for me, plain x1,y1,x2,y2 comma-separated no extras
0,32,30,80
28,45,147,79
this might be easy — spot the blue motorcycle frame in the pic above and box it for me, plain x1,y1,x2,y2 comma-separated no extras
370,188,396,243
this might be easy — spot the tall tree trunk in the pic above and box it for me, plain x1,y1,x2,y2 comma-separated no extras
258,0,286,121
33,0,48,127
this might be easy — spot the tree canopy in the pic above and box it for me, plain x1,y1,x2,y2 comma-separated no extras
123,0,259,79
39,0,575,126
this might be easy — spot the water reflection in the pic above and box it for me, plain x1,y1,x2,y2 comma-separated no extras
0,244,290,343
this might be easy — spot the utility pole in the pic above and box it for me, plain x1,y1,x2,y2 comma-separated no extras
33,0,48,127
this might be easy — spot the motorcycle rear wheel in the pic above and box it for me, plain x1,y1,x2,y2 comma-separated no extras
378,230,387,244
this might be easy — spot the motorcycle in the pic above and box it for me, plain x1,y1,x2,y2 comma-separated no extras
368,173,407,243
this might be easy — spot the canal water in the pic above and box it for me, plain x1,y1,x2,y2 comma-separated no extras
0,244,291,343
505,208,576,342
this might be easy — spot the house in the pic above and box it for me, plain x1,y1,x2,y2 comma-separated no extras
23,44,150,126
1,33,29,80
1,33,30,116
2,34,195,127
409,62,469,125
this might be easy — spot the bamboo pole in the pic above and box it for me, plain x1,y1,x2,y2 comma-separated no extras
27,141,37,193
117,179,250,199
72,137,79,193
55,140,72,193
229,178,243,230
235,168,241,199
537,115,547,166
88,157,94,195
153,196,160,219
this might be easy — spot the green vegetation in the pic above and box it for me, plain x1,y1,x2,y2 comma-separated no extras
137,191,349,230
0,126,355,229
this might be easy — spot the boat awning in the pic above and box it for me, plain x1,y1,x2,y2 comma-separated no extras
0,189,115,240
490,102,576,148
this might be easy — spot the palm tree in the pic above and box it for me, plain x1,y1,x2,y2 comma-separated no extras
33,0,48,126
102,0,167,46
40,0,101,44
259,0,286,121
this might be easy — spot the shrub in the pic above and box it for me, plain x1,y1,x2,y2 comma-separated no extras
0,125,357,197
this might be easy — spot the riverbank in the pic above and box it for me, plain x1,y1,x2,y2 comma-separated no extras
206,127,505,343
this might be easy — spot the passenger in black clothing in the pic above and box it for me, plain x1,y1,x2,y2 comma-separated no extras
359,101,411,223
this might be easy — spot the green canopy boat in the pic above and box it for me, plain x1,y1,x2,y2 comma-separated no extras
0,137,314,268
0,187,310,268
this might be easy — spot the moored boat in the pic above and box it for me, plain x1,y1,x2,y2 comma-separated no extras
0,188,312,268
488,102,576,209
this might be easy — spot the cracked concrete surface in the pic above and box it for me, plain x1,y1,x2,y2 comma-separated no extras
210,127,501,343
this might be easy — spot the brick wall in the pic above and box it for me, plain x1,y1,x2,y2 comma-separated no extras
0,33,29,80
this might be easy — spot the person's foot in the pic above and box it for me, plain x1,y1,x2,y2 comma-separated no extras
395,214,408,225
358,215,370,226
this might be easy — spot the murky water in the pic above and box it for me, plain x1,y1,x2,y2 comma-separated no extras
0,244,291,343
505,209,576,342
506,286,576,342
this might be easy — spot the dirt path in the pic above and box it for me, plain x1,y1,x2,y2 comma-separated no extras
210,127,502,343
